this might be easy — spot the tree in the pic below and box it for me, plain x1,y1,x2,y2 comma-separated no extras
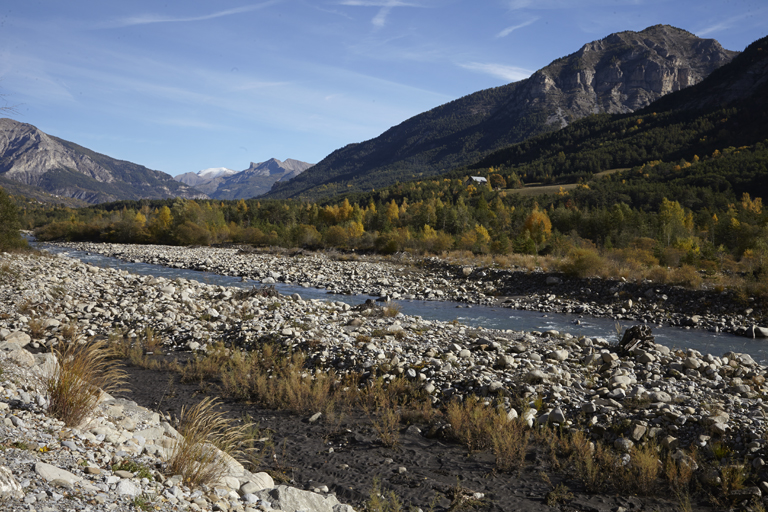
0,188,26,251
523,205,552,251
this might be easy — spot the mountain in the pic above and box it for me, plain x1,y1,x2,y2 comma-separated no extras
0,119,205,204
467,33,768,177
191,158,313,200
175,167,237,186
264,25,737,201
174,167,238,195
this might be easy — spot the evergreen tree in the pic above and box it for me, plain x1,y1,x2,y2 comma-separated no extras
0,188,27,251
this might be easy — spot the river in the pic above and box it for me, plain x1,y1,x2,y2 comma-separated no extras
39,243,768,364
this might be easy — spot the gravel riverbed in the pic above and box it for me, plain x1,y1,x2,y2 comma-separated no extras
3,246,768,509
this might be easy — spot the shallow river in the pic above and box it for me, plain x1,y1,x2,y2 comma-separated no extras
41,244,768,364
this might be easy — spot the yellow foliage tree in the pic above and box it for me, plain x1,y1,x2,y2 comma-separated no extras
523,206,552,250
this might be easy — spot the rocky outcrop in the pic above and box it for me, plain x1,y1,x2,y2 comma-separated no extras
0,118,206,204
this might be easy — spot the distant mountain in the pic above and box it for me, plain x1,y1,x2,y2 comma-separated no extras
174,167,238,195
264,25,737,201
0,119,205,204
178,158,313,200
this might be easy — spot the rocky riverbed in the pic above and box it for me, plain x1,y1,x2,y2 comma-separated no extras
51,242,768,337
4,248,768,509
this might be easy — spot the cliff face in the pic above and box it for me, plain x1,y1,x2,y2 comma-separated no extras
265,25,737,201
523,26,737,127
0,119,205,204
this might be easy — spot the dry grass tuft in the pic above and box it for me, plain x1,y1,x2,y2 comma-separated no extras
44,338,126,427
165,397,251,487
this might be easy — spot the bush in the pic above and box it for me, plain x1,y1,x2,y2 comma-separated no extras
44,339,126,427
560,248,605,277
175,221,211,245
670,265,702,288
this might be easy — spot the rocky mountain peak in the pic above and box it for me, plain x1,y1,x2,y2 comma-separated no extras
265,25,739,200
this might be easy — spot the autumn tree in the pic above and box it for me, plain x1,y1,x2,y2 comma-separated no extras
523,205,552,251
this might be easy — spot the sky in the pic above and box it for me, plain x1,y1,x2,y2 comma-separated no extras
0,1,766,178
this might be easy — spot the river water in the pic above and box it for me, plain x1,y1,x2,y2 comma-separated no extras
40,243,768,364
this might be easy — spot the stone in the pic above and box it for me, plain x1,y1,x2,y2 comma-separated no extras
548,350,569,362
614,438,634,452
240,473,274,495
116,479,140,496
549,407,566,424
661,436,679,450
0,466,23,499
255,485,344,512
35,462,82,486
629,424,647,442
4,331,31,346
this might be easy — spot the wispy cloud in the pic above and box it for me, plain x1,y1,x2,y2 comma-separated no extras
110,2,278,27
496,17,539,38
697,9,765,36
339,0,423,27
458,62,532,82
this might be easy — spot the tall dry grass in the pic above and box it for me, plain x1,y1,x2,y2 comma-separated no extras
165,397,251,487
44,338,126,427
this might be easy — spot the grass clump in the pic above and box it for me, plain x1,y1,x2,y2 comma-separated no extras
365,477,404,512
445,398,529,471
44,338,126,427
112,459,153,480
165,397,251,488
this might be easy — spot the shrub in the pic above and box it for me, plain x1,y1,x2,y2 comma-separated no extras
560,248,605,277
44,339,126,427
670,265,702,288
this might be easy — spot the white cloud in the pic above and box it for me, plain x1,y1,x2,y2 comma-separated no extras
697,9,764,36
458,62,532,82
109,2,279,27
496,17,539,38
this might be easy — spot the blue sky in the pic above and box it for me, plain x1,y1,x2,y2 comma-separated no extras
1,1,765,177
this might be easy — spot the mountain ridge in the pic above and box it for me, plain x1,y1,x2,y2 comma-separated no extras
0,119,205,204
183,158,314,200
265,25,737,201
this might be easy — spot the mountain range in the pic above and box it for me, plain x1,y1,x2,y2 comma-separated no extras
264,25,737,201
0,25,748,206
174,159,314,200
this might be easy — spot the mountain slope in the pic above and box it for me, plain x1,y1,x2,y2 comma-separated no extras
265,25,736,201
0,119,205,204
207,158,314,200
467,34,768,178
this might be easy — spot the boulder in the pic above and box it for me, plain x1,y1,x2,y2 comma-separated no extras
255,485,347,512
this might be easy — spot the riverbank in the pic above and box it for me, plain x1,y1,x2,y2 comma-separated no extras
3,249,768,509
55,241,768,337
